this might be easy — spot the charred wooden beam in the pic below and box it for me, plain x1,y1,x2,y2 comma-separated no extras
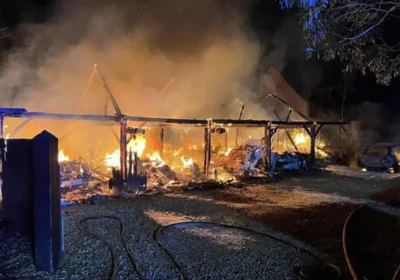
0,108,349,128
160,128,164,157
134,152,138,176
235,104,245,146
207,125,212,176
258,93,311,121
310,125,316,165
224,131,228,152
94,64,123,116
203,120,213,176
203,127,209,175
120,118,128,180
264,122,272,171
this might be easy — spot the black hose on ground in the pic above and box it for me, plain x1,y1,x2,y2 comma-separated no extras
78,217,341,280
77,215,145,280
153,222,341,280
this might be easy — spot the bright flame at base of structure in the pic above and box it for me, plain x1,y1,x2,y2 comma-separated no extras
58,150,70,162
104,135,147,168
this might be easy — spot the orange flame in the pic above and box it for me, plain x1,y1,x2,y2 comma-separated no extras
180,156,193,168
58,149,70,162
147,151,165,167
104,135,147,168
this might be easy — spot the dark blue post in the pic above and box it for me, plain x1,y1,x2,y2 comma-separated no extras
33,131,63,273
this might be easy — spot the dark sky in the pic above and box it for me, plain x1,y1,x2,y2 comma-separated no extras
1,0,399,119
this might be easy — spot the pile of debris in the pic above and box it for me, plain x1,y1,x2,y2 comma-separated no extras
60,158,111,205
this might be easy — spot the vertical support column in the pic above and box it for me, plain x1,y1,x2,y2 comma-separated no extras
160,128,164,157
203,127,209,175
310,124,316,166
207,127,212,175
264,122,272,171
203,120,213,176
119,118,127,180
224,130,228,151
33,131,63,273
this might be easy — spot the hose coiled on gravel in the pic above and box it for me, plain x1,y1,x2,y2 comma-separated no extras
153,222,341,280
78,218,340,280
77,215,145,280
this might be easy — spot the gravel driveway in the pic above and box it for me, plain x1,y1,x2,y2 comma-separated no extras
1,195,324,280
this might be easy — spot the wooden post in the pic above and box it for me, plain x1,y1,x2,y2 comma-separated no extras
119,118,127,180
264,122,272,171
33,131,63,273
203,127,209,174
224,130,228,151
160,128,164,157
310,125,316,165
207,128,212,175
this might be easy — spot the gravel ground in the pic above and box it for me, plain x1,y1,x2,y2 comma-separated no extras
0,195,324,280
1,169,399,280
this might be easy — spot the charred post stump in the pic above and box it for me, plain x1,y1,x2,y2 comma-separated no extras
33,131,63,273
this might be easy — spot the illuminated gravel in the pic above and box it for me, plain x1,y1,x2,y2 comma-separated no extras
0,195,324,280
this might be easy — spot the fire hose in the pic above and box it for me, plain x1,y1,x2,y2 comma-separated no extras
78,218,341,280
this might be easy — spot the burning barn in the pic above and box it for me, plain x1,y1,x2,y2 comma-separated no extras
0,66,351,205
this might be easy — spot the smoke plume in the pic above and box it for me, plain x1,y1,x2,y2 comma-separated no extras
0,0,304,156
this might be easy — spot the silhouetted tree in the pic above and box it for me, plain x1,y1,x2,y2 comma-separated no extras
280,0,400,85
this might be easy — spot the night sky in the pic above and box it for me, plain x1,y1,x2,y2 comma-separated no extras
1,0,399,119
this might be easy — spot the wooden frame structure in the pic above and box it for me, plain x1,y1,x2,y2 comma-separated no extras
0,108,349,176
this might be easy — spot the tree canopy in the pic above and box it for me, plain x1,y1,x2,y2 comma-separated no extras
280,0,400,85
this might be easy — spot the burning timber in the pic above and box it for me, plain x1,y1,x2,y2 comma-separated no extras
0,102,352,200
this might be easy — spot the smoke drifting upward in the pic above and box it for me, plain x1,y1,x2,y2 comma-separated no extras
0,0,264,118
0,0,301,156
